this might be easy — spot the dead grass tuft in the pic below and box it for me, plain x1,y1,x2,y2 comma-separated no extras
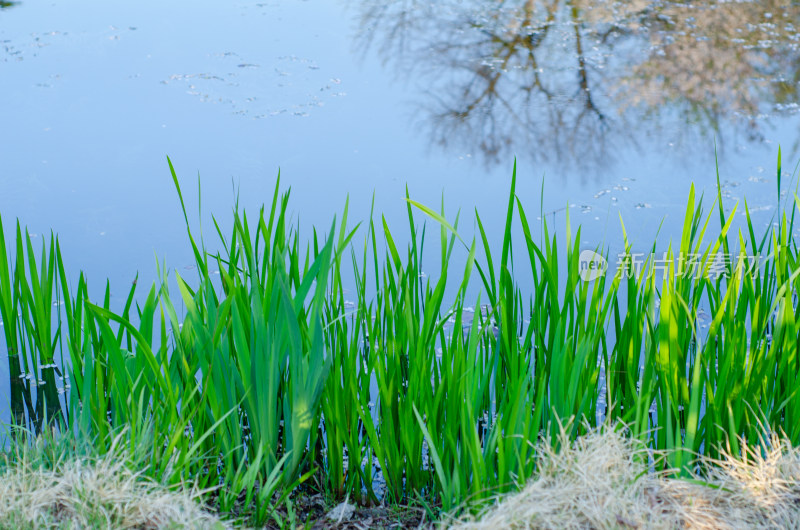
0,435,225,529
450,424,800,529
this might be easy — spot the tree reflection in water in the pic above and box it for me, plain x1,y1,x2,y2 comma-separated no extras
356,0,800,168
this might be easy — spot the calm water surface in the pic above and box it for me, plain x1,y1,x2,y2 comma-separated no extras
1,0,799,423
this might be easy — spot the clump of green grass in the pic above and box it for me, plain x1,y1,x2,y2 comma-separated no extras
0,429,225,529
1,152,799,524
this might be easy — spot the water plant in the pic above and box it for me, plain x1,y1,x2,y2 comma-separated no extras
1,153,798,523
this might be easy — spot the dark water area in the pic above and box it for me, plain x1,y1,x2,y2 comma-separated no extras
1,0,800,424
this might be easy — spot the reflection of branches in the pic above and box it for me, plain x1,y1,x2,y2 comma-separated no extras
356,0,641,169
356,0,800,168
618,0,800,148
571,2,608,134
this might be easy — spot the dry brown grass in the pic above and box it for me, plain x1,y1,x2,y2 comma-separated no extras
449,424,800,530
0,435,226,529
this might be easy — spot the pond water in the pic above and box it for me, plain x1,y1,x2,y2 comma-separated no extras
1,0,799,424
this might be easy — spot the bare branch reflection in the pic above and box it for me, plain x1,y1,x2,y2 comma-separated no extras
618,0,800,147
356,0,800,168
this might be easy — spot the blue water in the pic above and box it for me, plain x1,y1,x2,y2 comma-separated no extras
1,0,799,424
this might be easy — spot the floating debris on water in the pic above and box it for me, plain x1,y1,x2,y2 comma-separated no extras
163,54,344,119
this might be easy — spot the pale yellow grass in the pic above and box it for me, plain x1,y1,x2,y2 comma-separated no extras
0,438,226,529
450,425,800,530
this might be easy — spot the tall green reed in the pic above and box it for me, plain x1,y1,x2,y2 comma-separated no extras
2,153,799,521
